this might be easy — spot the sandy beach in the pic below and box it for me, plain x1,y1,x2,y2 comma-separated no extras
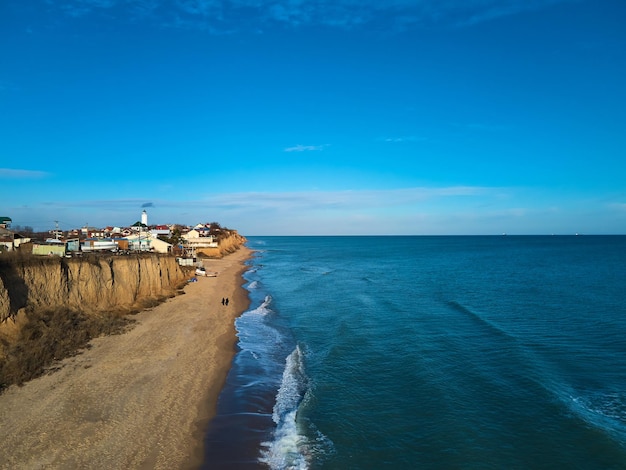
0,247,252,470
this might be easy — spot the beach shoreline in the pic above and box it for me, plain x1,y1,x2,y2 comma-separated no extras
0,247,253,470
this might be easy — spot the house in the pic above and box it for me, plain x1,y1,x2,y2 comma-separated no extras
181,230,218,252
184,229,201,239
112,237,130,251
0,227,14,251
65,238,81,253
196,227,213,237
13,234,31,250
0,216,12,229
130,221,147,232
81,226,103,238
81,238,118,252
104,226,122,237
148,233,173,254
32,240,66,256
150,225,171,237
125,233,152,252
0,227,31,252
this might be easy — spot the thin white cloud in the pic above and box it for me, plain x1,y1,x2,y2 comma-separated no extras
47,198,165,209
206,186,492,212
8,187,625,235
284,144,328,152
458,0,568,26
0,168,49,179
43,0,576,31
381,136,428,143
59,0,117,17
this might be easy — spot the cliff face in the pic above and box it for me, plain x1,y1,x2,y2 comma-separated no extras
196,230,247,258
196,231,247,258
0,234,247,387
0,255,188,324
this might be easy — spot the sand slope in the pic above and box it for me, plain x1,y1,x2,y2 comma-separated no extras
0,247,252,470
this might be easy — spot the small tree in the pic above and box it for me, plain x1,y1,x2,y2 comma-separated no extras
161,227,183,246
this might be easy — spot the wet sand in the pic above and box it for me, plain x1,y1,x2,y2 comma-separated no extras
0,247,252,470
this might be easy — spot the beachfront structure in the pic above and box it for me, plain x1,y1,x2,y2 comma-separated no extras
0,227,15,251
81,238,118,252
141,210,148,226
0,227,31,252
150,225,171,237
125,233,151,252
32,241,67,256
0,217,11,229
66,238,81,252
104,226,123,236
181,230,218,248
81,226,103,238
147,234,172,254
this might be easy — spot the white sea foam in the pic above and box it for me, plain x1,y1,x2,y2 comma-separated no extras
569,390,626,441
236,295,284,373
572,392,626,422
273,346,307,423
259,345,311,470
248,280,259,289
248,295,272,315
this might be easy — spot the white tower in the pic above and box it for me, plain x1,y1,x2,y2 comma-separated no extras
141,210,148,226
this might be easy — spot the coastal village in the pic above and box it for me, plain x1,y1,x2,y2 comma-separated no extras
0,206,248,391
0,210,252,467
0,210,230,261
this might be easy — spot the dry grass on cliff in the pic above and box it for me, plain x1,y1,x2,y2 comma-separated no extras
0,250,60,268
0,308,134,392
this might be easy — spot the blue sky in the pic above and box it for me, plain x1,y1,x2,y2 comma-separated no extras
1,0,625,235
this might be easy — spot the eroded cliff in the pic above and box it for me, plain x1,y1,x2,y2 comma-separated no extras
196,231,248,258
0,254,188,324
0,254,191,388
0,233,247,389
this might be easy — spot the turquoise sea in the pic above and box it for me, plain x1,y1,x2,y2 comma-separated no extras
203,236,626,469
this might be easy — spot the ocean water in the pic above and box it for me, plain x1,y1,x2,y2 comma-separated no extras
203,236,626,469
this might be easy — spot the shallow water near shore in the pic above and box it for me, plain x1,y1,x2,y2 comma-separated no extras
204,235,626,469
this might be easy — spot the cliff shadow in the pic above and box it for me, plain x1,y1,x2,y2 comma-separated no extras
0,262,30,320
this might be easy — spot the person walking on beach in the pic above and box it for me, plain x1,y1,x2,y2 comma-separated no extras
225,298,229,306
221,298,225,305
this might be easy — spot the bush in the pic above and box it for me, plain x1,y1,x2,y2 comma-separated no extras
0,308,134,392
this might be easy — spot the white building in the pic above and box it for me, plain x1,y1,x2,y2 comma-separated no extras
148,234,172,254
125,233,152,252
150,225,171,237
181,230,218,250
123,232,173,253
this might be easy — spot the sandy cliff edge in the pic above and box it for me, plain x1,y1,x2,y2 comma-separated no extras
0,246,252,470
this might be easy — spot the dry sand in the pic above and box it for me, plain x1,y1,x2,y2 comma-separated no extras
0,247,253,470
